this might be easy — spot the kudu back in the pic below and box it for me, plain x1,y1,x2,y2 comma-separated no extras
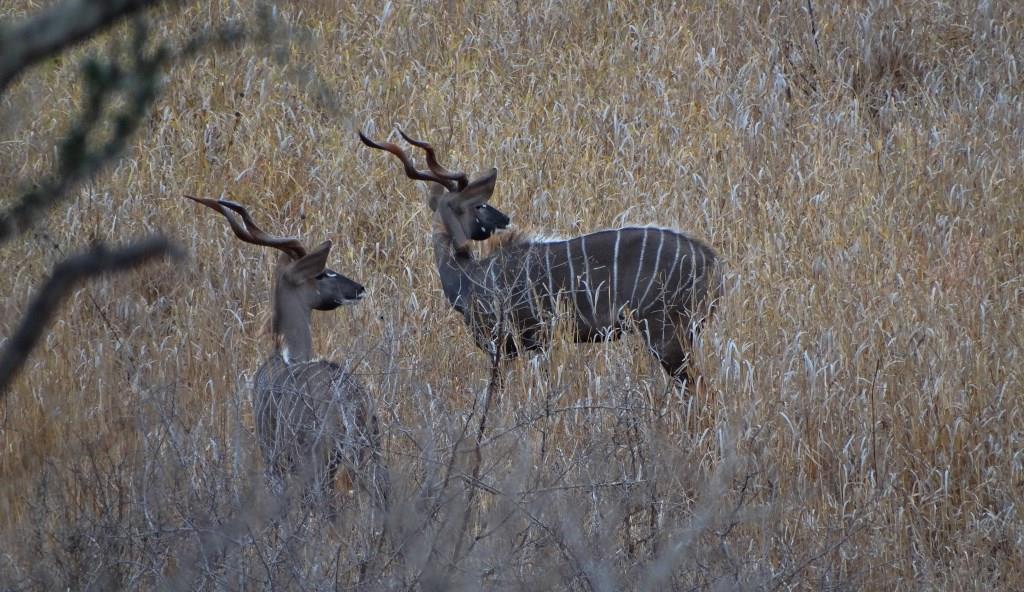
184,195,385,503
360,130,722,387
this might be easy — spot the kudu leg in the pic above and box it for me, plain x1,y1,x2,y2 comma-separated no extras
358,440,391,513
645,317,701,397
317,454,344,521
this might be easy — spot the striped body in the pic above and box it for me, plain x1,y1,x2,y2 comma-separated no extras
358,129,721,383
438,226,721,379
253,354,381,491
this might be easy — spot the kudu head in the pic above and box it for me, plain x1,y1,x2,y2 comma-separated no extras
359,128,509,251
184,195,365,360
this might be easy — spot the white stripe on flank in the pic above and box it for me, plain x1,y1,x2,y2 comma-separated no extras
686,240,697,295
593,280,608,325
639,229,664,310
544,243,556,305
652,233,681,314
693,244,706,306
666,239,689,304
630,227,648,305
565,237,573,290
580,237,599,323
611,230,621,315
522,249,536,316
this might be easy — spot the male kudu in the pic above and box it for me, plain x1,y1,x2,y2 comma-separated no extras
184,195,386,505
360,130,721,388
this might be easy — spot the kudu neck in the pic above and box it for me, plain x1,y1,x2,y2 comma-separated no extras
271,273,314,364
433,229,477,314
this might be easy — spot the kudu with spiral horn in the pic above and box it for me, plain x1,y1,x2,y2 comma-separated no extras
184,195,386,505
360,130,722,387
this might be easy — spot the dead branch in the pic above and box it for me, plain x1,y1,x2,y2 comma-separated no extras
0,236,182,396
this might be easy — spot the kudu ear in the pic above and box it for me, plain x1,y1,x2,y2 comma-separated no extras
439,204,471,251
458,167,498,207
287,240,333,282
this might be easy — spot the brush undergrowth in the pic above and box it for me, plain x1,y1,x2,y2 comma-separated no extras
1,1,1021,589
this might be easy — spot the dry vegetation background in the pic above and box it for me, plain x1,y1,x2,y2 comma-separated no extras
1,0,1022,589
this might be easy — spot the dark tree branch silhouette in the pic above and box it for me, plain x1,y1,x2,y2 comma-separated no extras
0,237,182,396
0,1,243,394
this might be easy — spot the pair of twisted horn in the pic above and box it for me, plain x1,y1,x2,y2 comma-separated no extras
358,128,468,192
183,195,308,259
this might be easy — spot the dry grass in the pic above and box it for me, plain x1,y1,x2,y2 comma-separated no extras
1,0,1022,589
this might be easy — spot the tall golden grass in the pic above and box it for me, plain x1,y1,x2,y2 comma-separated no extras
1,0,1021,589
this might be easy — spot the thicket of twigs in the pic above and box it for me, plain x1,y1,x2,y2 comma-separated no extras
1,1,1021,589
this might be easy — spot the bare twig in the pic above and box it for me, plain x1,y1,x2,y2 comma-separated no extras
869,356,881,488
449,318,504,565
767,523,864,592
0,236,182,396
805,0,820,52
